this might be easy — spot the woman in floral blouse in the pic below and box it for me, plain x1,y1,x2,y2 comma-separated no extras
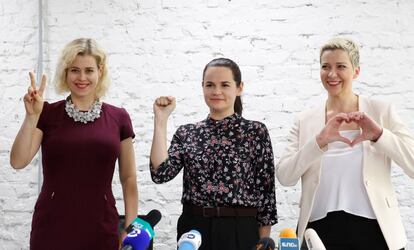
150,58,277,250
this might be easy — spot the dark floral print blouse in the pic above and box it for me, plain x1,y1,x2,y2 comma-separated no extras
150,113,277,226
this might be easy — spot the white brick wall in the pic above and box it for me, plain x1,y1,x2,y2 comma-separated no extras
1,0,413,249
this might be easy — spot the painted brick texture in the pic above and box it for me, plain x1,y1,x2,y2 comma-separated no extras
1,0,413,249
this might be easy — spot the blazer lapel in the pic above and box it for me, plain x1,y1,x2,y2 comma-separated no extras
358,95,373,176
310,103,326,138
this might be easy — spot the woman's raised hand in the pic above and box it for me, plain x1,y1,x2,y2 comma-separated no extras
348,111,383,146
153,96,176,121
24,72,47,116
316,112,383,148
151,96,176,168
316,113,352,148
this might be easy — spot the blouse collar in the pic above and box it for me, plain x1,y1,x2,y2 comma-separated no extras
205,113,240,126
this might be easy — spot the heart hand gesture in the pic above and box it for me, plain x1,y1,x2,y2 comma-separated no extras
316,113,352,148
317,112,383,148
348,111,383,146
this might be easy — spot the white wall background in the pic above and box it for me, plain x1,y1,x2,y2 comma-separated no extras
1,0,413,249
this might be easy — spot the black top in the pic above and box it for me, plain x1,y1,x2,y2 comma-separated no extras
150,113,277,226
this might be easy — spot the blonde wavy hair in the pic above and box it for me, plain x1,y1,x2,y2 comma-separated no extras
320,37,360,69
53,38,110,98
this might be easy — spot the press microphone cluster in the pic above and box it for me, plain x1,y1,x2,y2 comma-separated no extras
121,209,162,250
177,230,202,250
252,228,326,250
251,228,297,250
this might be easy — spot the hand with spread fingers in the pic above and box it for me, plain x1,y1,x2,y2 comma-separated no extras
24,72,47,116
348,111,383,146
153,96,176,121
316,112,353,148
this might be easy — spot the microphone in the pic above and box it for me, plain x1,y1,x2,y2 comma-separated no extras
278,228,300,250
304,229,326,250
136,209,162,229
177,230,202,250
252,237,275,250
122,209,162,250
125,209,162,235
121,229,151,250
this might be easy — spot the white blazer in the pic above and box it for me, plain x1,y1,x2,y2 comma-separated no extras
276,96,414,250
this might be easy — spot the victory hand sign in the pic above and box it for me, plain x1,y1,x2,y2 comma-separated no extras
24,72,47,116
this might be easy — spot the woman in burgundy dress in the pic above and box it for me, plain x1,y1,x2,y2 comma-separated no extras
10,38,138,249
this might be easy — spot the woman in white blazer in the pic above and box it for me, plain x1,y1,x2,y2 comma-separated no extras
277,37,414,250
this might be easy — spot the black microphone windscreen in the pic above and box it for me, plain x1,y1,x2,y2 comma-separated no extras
138,209,162,228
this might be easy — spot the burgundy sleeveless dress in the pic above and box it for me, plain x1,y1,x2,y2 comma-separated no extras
30,100,134,250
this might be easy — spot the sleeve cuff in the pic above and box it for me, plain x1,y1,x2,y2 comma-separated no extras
314,136,328,153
